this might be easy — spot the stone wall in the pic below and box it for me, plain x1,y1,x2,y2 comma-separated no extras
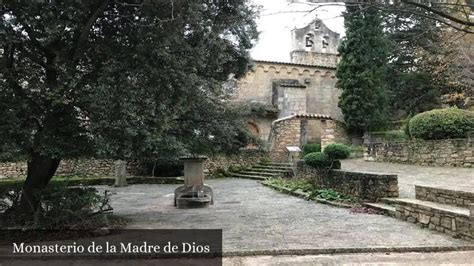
204,150,270,177
365,139,473,167
268,118,303,162
395,201,473,240
235,61,341,120
290,51,339,68
416,185,474,208
268,115,348,162
0,159,142,179
296,161,399,201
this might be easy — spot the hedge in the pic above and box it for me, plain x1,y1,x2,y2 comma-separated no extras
302,143,321,155
323,143,351,160
408,108,474,140
303,152,331,168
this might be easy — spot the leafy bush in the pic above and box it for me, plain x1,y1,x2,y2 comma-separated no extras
409,108,474,140
323,143,351,160
303,152,331,168
385,130,409,141
302,143,321,155
264,179,355,203
313,188,350,202
0,185,119,230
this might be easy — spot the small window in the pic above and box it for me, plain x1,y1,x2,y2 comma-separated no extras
305,34,314,48
322,36,329,49
314,22,320,30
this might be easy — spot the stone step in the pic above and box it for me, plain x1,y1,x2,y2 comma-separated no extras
379,197,400,206
250,167,291,173
415,185,474,208
230,173,268,180
254,165,293,170
239,171,281,177
386,198,472,238
261,162,293,166
363,202,397,217
388,198,470,217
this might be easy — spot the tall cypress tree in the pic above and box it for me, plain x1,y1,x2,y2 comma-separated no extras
336,6,390,134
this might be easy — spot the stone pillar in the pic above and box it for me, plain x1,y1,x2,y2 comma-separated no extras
320,119,336,150
174,157,213,209
114,160,128,187
182,157,206,186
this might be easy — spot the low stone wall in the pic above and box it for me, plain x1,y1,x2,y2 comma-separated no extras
416,186,474,208
205,149,269,176
0,151,269,179
0,159,142,179
365,138,473,167
296,161,399,201
395,201,473,240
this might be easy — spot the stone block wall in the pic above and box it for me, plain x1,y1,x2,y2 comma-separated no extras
268,115,349,162
416,185,474,208
0,159,142,179
365,139,473,167
296,161,399,201
204,150,269,177
321,120,348,150
268,118,302,162
395,201,473,240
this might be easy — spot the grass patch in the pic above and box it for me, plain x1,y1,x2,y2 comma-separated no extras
263,178,356,204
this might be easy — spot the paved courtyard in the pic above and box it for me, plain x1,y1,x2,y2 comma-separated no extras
341,159,474,198
103,178,472,254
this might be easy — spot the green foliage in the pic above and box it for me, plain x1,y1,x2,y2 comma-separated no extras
303,152,331,168
237,102,279,118
302,143,321,155
0,185,118,229
264,179,355,203
323,143,351,160
408,108,474,140
370,130,409,141
314,188,351,202
1,1,258,161
266,178,315,193
336,6,390,133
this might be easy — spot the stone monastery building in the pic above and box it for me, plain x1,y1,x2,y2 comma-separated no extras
233,19,347,157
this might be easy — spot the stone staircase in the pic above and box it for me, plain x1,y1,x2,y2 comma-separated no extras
364,185,474,240
229,162,293,180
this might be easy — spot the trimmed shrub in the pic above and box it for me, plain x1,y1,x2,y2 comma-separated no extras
408,108,474,140
323,143,351,160
302,143,321,155
303,152,331,168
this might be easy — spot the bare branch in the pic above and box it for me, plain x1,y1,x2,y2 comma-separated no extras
401,0,474,27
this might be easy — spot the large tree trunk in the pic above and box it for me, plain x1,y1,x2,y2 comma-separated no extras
17,155,60,217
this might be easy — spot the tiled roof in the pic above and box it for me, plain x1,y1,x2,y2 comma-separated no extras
273,113,333,124
293,113,332,120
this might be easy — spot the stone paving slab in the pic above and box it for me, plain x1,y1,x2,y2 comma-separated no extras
341,159,474,198
101,179,472,254
224,250,474,265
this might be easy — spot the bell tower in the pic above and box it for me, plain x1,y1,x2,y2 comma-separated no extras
290,19,340,67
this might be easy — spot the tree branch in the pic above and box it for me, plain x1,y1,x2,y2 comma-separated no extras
72,0,111,61
400,0,474,26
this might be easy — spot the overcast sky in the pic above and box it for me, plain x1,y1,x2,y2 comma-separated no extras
250,0,345,62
